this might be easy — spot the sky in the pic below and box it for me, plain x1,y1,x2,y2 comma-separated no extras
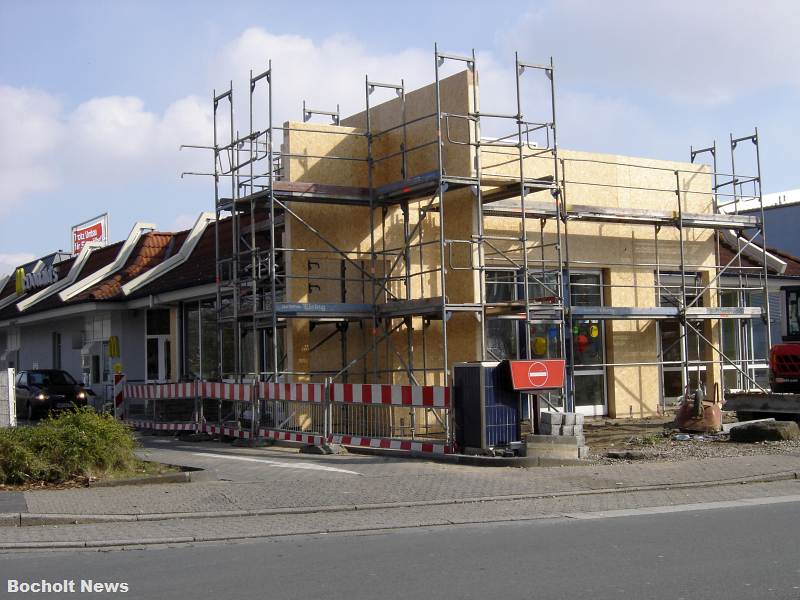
1,0,799,275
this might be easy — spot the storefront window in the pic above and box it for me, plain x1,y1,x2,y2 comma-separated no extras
146,309,170,336
569,272,606,411
719,288,772,390
788,288,800,339
201,300,219,379
484,269,606,414
659,273,704,400
182,300,220,380
184,302,200,379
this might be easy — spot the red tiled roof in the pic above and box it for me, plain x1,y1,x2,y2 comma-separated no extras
73,232,177,301
128,212,260,299
0,212,270,318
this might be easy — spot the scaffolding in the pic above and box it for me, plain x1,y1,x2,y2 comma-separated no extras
187,45,771,416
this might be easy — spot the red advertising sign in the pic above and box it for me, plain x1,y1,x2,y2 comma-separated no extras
508,359,565,390
72,214,109,254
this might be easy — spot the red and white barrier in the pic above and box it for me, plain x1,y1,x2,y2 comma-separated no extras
260,382,325,403
328,434,452,455
201,423,252,439
113,373,126,418
119,379,454,456
153,422,197,432
125,382,196,399
201,382,254,402
330,383,449,408
259,429,325,446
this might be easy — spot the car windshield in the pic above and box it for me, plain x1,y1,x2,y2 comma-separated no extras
28,371,77,386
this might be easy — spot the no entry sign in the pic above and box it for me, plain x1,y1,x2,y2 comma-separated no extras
508,359,565,390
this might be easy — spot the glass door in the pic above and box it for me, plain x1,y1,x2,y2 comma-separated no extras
146,337,171,382
145,309,171,383
570,272,607,416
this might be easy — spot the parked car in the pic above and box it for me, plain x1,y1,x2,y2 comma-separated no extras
14,369,89,420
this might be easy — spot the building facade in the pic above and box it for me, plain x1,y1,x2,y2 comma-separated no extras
0,63,773,418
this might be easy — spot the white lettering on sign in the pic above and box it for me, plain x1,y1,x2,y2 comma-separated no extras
72,214,108,254
23,266,58,292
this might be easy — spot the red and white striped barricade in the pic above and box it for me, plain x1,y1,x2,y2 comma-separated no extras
113,373,126,420
257,382,327,446
123,382,198,432
199,381,255,439
328,383,452,454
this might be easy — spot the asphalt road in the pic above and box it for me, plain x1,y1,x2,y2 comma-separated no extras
2,499,799,599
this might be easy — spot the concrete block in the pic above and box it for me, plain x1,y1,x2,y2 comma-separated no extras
561,413,585,426
540,412,563,426
526,434,585,447
525,442,583,461
560,425,583,437
538,423,559,435
577,446,591,459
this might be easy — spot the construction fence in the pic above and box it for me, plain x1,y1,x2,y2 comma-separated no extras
120,379,452,455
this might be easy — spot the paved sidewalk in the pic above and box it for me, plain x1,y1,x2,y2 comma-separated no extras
5,437,799,521
2,480,799,549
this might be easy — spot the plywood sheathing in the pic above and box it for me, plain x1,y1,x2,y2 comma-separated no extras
281,66,720,414
283,71,480,383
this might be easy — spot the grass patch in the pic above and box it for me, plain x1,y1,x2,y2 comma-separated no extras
106,459,180,481
627,432,665,447
0,407,140,485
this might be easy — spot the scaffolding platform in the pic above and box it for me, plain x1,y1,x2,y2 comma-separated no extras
483,199,760,230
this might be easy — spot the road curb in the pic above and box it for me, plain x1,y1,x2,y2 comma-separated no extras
88,466,215,488
0,470,797,540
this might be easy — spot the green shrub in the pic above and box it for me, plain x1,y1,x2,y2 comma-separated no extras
0,428,49,484
0,407,138,485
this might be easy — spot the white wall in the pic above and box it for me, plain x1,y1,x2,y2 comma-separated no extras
117,310,146,383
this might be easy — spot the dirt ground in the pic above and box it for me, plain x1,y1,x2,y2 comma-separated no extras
584,411,800,464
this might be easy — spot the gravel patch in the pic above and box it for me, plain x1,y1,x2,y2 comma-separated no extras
588,435,800,465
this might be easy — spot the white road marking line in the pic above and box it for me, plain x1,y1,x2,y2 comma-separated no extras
190,452,361,475
563,494,800,520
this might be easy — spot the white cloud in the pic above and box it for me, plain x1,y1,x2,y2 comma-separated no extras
0,253,35,277
64,94,212,184
506,0,800,106
5,18,798,251
0,86,64,213
215,29,434,130
0,86,211,218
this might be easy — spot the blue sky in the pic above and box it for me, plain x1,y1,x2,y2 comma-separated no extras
1,0,798,274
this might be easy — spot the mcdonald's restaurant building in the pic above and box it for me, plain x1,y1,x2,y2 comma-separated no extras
0,214,220,404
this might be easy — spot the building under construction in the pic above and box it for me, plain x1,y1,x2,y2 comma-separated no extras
198,46,773,418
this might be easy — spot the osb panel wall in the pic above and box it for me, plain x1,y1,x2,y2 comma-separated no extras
342,70,475,185
282,122,369,380
481,145,717,416
282,72,480,383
